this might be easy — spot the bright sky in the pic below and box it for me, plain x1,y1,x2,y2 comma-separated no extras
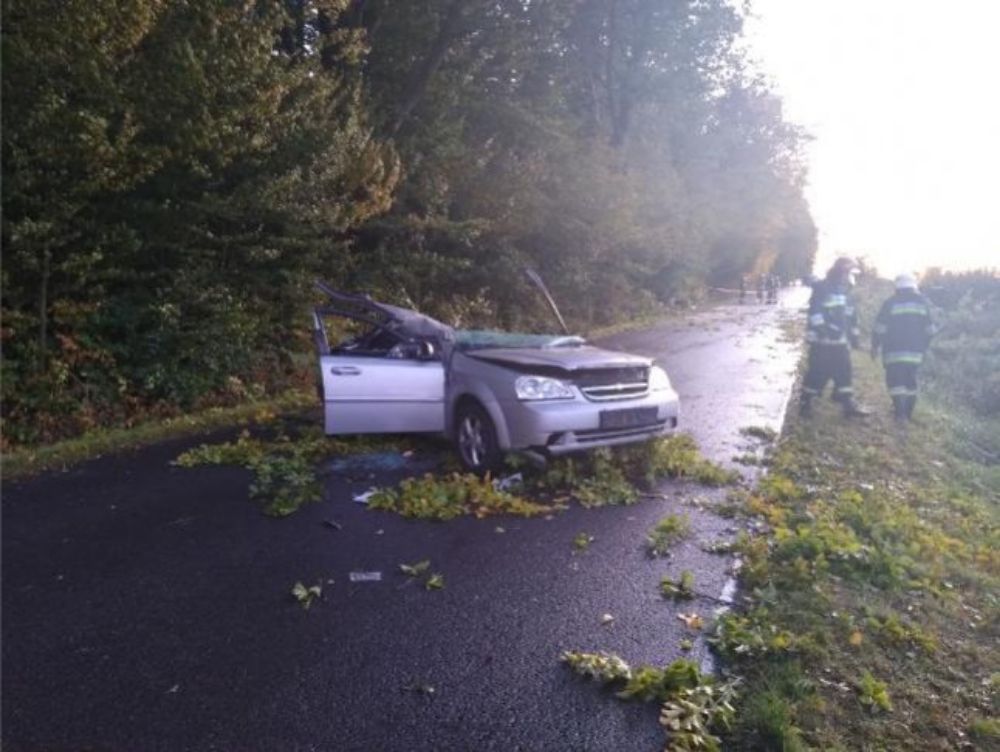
745,0,1000,275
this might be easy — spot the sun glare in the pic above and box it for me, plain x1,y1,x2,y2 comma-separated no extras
746,0,1000,275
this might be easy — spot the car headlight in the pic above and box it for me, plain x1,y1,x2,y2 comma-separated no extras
515,375,575,401
648,366,673,392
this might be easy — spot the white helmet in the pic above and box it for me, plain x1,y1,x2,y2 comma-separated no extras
894,273,918,290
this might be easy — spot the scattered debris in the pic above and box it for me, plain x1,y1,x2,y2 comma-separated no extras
291,581,323,609
677,612,704,630
321,519,343,530
601,613,615,625
348,571,382,583
425,573,445,590
646,514,692,557
399,560,431,577
660,570,695,600
562,651,739,750
699,539,734,554
404,682,436,697
718,578,738,605
367,473,555,520
352,489,378,504
573,532,595,551
493,472,523,492
561,650,632,682
494,526,506,534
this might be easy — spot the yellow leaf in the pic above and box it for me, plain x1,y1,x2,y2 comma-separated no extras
677,612,704,630
849,630,863,646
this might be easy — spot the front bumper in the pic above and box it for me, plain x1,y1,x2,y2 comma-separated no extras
498,389,680,455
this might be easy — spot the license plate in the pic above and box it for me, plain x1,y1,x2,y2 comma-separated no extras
599,407,660,430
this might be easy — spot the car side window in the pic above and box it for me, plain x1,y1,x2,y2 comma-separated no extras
386,341,438,360
319,313,438,361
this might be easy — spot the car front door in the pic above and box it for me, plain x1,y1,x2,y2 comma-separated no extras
319,353,445,434
313,310,446,435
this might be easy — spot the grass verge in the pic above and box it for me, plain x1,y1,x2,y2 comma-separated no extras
2,390,316,480
717,318,999,749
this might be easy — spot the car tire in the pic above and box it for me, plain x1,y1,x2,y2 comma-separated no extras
454,401,503,475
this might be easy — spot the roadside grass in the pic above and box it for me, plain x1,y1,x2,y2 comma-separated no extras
718,338,1000,749
2,389,317,480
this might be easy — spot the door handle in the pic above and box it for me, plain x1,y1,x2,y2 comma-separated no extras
330,366,362,376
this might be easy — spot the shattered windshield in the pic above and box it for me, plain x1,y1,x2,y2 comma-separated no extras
454,330,586,350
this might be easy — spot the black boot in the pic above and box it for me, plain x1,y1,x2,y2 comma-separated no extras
800,393,814,418
892,396,906,421
842,399,871,418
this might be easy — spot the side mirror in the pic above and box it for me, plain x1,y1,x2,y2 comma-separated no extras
419,341,436,360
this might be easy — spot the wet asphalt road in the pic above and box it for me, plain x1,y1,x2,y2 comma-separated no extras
2,289,807,752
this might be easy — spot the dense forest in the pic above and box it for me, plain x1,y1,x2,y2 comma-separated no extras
2,0,817,445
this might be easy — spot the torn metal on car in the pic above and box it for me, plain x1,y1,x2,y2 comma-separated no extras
313,278,680,473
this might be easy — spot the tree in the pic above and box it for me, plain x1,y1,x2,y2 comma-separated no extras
2,0,397,442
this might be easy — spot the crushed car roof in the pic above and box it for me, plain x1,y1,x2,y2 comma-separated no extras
315,281,454,343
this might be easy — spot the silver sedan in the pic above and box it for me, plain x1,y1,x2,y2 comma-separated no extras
313,284,680,473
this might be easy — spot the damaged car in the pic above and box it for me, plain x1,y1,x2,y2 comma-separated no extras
312,278,680,473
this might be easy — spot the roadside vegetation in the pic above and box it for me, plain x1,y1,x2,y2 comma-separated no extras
3,0,816,449
3,390,315,480
551,273,998,750
716,274,999,750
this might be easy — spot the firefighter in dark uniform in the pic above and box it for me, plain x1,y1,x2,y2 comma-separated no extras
871,274,934,421
800,257,870,417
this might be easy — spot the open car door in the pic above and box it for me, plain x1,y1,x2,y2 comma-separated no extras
312,283,448,435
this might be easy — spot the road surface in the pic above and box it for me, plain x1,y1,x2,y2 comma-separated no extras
2,289,807,752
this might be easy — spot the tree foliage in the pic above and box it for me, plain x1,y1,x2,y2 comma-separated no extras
2,0,816,445
2,0,398,443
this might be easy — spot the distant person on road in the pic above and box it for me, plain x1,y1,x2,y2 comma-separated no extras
800,257,871,418
756,274,765,303
766,274,779,304
871,274,934,421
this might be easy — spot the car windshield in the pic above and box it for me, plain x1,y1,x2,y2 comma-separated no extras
454,330,586,350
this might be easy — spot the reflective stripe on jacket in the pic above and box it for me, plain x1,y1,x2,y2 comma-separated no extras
807,278,858,346
872,289,933,360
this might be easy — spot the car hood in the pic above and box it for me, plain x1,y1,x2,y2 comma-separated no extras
465,346,652,371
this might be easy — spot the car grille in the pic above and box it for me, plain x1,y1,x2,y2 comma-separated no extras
572,421,669,443
572,367,650,401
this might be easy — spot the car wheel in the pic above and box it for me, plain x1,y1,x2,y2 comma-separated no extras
455,401,502,475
